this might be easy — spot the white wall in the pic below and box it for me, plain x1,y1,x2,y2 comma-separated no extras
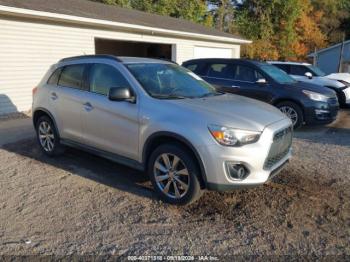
0,16,241,114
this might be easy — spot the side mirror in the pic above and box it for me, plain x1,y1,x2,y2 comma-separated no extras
256,78,267,84
305,72,313,79
108,87,135,103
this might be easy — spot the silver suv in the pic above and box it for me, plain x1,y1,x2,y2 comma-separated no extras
32,55,293,205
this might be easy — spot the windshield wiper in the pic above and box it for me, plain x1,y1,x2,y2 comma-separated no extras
152,94,188,100
197,92,224,98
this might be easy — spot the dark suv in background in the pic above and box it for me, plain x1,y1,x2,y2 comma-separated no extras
183,59,339,128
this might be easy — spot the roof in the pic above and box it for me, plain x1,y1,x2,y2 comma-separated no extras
59,55,173,64
267,61,311,66
0,0,250,44
182,58,266,66
308,40,350,57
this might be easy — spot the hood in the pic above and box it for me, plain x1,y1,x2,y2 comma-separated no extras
169,94,288,132
326,73,350,85
286,81,337,97
291,75,345,89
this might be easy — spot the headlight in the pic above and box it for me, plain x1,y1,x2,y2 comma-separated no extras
338,80,350,87
208,125,261,147
302,90,329,102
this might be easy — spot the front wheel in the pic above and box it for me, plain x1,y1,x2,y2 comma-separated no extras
148,144,203,205
277,101,303,129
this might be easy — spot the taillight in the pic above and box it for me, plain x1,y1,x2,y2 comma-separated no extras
32,87,38,96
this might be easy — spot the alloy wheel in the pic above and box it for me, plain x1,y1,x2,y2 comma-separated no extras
279,106,298,126
153,153,190,199
38,121,55,152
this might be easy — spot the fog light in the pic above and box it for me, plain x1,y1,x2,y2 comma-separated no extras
225,162,249,180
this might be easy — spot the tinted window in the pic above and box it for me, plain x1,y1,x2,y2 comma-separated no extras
90,64,130,96
58,64,85,90
207,63,232,78
306,65,326,77
234,65,263,82
185,64,198,72
290,65,309,76
259,65,296,84
47,67,62,85
274,64,290,74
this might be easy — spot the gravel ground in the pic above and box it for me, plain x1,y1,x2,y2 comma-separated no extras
0,110,349,259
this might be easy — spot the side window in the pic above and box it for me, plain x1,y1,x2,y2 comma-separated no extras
89,64,130,96
207,63,231,79
58,64,86,90
234,65,263,82
290,65,308,76
274,64,290,74
47,67,62,85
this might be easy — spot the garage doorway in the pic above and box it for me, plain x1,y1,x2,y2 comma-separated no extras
95,38,173,60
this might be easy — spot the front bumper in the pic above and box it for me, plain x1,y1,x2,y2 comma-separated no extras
198,118,292,191
343,87,350,105
304,99,339,125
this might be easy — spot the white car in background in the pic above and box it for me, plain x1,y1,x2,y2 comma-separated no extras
269,61,350,107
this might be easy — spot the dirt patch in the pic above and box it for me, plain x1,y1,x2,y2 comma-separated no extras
0,116,349,257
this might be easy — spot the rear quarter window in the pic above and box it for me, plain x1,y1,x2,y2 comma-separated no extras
58,64,86,90
47,67,62,85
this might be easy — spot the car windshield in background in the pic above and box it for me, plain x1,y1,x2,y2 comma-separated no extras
307,65,326,77
126,63,219,99
259,65,297,85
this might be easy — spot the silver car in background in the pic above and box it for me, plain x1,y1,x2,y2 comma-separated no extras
269,61,350,107
32,55,293,205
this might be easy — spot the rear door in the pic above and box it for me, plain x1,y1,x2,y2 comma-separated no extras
53,63,89,143
82,63,140,160
229,64,275,103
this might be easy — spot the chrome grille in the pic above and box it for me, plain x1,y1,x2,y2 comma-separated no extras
264,126,293,170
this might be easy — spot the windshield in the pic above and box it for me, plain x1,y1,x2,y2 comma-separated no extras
259,64,297,84
307,65,326,77
126,63,219,99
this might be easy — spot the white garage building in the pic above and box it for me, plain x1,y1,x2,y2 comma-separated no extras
0,0,250,115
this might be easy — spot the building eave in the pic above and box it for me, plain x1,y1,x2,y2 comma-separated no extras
0,5,252,45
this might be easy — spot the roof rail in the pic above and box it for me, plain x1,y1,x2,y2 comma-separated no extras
59,55,122,63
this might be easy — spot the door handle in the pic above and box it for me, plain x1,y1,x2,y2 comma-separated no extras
51,92,58,100
83,102,93,112
231,85,240,88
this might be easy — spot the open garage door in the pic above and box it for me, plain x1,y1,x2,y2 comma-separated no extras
194,46,232,59
95,38,172,60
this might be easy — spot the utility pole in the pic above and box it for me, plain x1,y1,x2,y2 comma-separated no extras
313,47,318,66
338,34,345,73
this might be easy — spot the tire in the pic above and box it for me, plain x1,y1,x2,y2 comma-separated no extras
276,101,304,129
35,115,64,157
148,144,203,205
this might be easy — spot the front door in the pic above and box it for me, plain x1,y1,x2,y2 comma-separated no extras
82,63,140,160
230,64,274,103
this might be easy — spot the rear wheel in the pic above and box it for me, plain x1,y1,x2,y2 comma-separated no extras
35,115,64,156
148,144,202,205
277,101,303,129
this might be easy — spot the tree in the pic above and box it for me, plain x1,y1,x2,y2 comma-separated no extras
235,0,326,61
207,0,237,32
91,0,213,26
90,0,130,7
310,0,350,44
